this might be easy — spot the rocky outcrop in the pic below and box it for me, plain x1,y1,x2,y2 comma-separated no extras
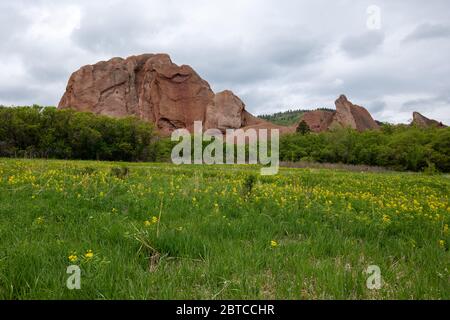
411,112,446,128
58,53,267,135
331,95,379,131
300,110,335,133
205,90,245,132
299,95,379,132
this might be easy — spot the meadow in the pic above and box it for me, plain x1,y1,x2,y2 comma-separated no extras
0,158,448,299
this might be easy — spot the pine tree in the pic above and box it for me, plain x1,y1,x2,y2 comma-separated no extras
296,120,311,135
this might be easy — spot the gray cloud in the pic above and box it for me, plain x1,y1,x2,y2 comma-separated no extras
367,100,387,115
0,85,40,104
402,95,450,111
404,23,450,43
0,0,449,124
71,1,181,55
340,31,385,58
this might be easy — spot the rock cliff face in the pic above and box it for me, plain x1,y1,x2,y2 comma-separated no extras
58,53,268,135
332,95,379,131
300,110,335,133
204,90,245,132
299,95,379,132
411,112,446,128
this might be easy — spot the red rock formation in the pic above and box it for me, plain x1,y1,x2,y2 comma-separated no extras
58,53,267,135
331,95,379,131
412,112,446,128
300,110,334,133
298,95,379,132
59,55,381,135
205,90,245,132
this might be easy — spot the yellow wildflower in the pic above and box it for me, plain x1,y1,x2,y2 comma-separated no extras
270,240,278,248
439,240,445,248
144,216,158,226
68,254,78,263
84,249,94,259
35,217,44,225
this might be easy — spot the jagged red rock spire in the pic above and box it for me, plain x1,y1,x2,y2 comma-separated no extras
412,112,447,128
332,94,379,131
298,95,379,132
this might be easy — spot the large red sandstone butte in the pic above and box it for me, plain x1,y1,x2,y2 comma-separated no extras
58,53,278,135
299,95,379,132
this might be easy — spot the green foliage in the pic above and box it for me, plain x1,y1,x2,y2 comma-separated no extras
280,126,450,172
1,106,448,172
259,108,334,126
296,120,311,135
0,106,156,162
258,109,307,126
423,160,438,175
0,159,448,299
110,166,130,179
242,174,257,197
80,166,96,175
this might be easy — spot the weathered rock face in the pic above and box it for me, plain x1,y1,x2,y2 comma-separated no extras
59,54,265,135
301,110,335,133
299,95,379,132
332,95,379,131
205,90,245,132
412,112,446,128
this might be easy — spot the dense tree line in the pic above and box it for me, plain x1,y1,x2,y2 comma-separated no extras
280,125,450,172
1,106,449,172
0,106,160,162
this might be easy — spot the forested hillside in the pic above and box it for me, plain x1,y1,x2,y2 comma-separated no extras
258,108,335,126
258,109,307,126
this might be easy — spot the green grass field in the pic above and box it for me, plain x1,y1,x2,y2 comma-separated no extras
0,159,449,299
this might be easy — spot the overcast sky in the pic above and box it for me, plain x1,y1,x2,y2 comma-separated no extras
1,0,449,123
